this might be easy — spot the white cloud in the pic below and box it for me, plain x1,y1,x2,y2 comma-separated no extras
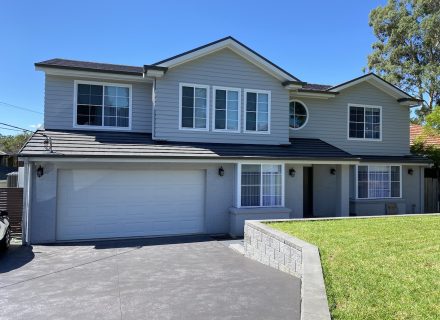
29,123,42,129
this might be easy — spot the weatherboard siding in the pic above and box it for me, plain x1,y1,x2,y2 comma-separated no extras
154,49,290,145
290,82,410,156
44,75,153,133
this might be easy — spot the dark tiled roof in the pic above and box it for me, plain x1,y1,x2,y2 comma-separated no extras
19,130,357,160
301,83,333,91
35,59,144,76
357,155,430,164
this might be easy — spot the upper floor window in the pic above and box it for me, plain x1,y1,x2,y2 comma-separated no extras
75,81,131,128
348,104,381,140
179,83,209,130
357,165,401,199
289,100,308,130
244,89,270,133
213,87,240,132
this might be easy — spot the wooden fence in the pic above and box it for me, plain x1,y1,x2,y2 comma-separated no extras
0,188,23,233
424,177,439,213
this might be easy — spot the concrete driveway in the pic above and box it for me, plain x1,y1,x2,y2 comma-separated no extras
0,236,300,320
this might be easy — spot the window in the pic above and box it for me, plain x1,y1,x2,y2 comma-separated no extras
180,83,209,130
357,165,401,199
75,81,131,128
348,104,381,140
213,87,240,132
239,164,284,207
244,90,270,133
289,100,308,129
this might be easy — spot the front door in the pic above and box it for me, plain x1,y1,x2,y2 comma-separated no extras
303,167,313,217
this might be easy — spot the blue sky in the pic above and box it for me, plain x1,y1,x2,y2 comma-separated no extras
0,0,386,136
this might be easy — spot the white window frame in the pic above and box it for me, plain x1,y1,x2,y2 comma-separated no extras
355,164,402,199
212,86,241,133
178,83,210,131
236,162,285,208
347,104,382,141
289,99,309,131
243,89,271,134
73,80,132,131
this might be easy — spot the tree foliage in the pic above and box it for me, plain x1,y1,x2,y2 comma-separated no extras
366,0,440,121
411,107,440,167
0,132,32,154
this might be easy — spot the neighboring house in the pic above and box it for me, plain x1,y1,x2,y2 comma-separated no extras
19,37,429,244
410,124,440,147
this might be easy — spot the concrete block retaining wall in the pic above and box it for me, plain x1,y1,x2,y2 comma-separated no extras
244,220,331,320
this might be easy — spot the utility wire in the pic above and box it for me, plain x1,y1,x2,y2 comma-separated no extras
0,101,43,115
0,122,37,134
0,122,53,152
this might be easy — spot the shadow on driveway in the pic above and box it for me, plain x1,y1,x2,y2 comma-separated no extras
0,245,35,273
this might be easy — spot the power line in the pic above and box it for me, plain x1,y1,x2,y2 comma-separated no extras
0,126,23,132
0,122,36,134
0,101,43,115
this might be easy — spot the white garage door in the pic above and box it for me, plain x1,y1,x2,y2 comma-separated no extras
56,169,205,241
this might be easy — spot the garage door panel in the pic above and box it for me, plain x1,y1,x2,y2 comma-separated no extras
56,169,205,241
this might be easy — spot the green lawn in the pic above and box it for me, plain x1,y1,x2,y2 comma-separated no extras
270,216,440,320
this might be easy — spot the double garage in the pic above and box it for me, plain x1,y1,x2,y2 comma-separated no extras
54,169,206,241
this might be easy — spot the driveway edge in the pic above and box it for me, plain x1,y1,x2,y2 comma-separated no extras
244,220,331,320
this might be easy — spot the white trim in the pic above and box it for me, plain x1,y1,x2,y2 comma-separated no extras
329,74,413,100
22,160,32,245
36,66,152,83
155,38,297,82
243,89,271,134
236,162,285,208
212,86,241,133
347,104,382,142
288,99,309,131
73,80,132,131
355,164,402,200
178,83,210,131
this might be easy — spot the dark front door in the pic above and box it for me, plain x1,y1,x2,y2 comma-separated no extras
303,167,313,217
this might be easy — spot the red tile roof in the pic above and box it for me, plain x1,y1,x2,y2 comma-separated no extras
410,124,440,146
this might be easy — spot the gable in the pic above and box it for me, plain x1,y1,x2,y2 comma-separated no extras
162,48,287,87
153,37,300,83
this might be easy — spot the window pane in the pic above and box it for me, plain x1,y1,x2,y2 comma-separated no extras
182,106,193,118
246,92,257,111
78,94,90,105
195,97,206,108
117,117,129,127
117,97,129,108
227,90,238,101
77,84,90,95
90,94,102,105
195,107,206,118
241,165,261,207
182,86,194,98
262,164,282,206
195,88,206,98
195,117,206,128
215,110,226,129
246,112,256,131
90,85,102,95
258,93,268,104
182,117,193,128
104,106,116,116
104,96,117,107
117,107,129,117
117,87,129,97
104,117,116,126
227,120,238,130
104,86,117,96
216,89,226,101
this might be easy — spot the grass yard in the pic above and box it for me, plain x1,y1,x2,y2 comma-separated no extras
270,215,440,320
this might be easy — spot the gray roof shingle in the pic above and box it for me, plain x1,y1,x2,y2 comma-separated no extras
19,130,358,160
35,59,144,76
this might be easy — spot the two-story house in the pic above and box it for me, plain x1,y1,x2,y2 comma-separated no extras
19,37,429,244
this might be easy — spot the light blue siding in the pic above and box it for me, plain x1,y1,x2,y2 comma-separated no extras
154,49,290,145
44,75,153,132
291,82,410,156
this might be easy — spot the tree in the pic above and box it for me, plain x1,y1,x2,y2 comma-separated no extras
411,107,440,167
366,0,440,121
0,132,32,154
